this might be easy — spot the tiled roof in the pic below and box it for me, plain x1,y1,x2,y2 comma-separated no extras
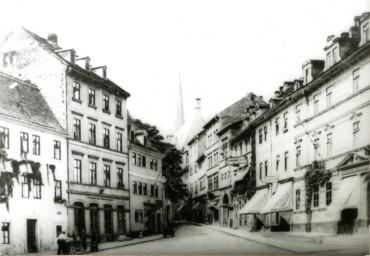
218,93,267,132
0,72,65,133
21,28,130,98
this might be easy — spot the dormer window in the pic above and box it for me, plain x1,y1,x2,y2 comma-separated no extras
326,52,332,69
305,68,310,85
363,22,369,43
143,136,147,146
332,47,338,65
130,130,135,142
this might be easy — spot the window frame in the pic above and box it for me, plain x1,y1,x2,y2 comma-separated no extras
73,119,81,141
54,140,61,160
116,132,123,152
72,81,81,100
0,126,9,149
2,222,10,244
103,94,110,112
32,135,40,155
104,165,111,187
326,182,332,206
74,159,82,183
20,132,29,154
88,88,96,106
90,162,97,185
117,167,124,188
116,100,122,117
103,128,110,149
89,123,96,145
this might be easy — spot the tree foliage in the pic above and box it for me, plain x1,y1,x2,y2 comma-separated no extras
131,118,188,202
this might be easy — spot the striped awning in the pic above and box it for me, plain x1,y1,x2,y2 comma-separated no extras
238,188,268,214
260,181,293,214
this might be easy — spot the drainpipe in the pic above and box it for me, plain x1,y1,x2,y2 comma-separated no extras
65,66,71,235
127,142,131,237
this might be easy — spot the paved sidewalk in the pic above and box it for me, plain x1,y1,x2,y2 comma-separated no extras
200,223,369,255
24,234,163,255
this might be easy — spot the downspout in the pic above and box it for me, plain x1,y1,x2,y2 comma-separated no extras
65,66,71,234
127,141,131,237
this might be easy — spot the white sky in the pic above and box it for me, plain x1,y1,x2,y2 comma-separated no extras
0,0,369,135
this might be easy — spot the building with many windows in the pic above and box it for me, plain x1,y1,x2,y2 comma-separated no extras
0,28,131,241
0,72,68,254
239,12,370,234
127,116,166,236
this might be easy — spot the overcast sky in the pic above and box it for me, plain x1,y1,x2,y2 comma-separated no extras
0,0,369,135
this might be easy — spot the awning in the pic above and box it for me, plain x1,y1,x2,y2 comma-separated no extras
176,203,184,212
260,181,293,214
233,167,251,184
330,175,361,209
191,202,202,210
238,188,268,215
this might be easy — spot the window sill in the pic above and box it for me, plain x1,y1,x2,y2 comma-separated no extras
102,109,111,115
72,98,82,104
88,104,97,109
115,114,123,119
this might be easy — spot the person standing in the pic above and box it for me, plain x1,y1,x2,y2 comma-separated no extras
57,231,67,255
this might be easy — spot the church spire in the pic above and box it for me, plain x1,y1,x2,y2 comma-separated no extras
174,72,185,131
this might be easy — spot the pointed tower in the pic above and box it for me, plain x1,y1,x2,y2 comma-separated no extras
174,73,185,131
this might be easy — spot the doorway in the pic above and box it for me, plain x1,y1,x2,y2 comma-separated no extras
27,219,37,253
157,213,162,233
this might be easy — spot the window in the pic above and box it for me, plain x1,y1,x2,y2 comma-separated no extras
116,100,122,116
33,179,41,199
151,184,155,197
72,82,80,100
135,209,143,223
214,176,218,189
74,159,82,183
275,156,279,173
264,161,268,177
208,177,213,190
117,168,124,188
143,183,147,195
326,52,332,69
259,163,263,180
332,47,338,65
20,132,29,153
103,128,110,148
103,94,110,112
326,182,332,206
283,112,288,130
89,123,96,145
313,94,320,114
21,176,30,198
155,185,158,197
32,135,40,155
313,185,319,208
55,180,62,198
195,182,198,193
153,159,158,170
54,140,61,160
327,133,332,157
142,156,146,168
258,129,262,144
2,51,16,67
208,155,212,168
295,104,301,123
104,165,111,187
363,22,369,43
88,88,96,106
214,152,218,165
314,138,320,160
275,118,279,135
138,182,142,195
2,223,10,244
295,189,301,210
264,126,267,141
132,152,136,165
89,162,97,185
116,132,123,152
284,152,288,171
0,126,9,149
353,68,360,93
326,85,333,108
296,146,301,167
133,181,137,194
305,67,310,84
73,119,81,140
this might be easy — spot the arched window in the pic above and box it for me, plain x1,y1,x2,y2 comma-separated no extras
74,202,85,234
104,204,113,234
117,205,126,235
89,203,99,233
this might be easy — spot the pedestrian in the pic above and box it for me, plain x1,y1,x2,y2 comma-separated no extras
57,231,67,255
90,229,99,252
80,230,87,251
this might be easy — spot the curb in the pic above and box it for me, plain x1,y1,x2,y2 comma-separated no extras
198,224,299,254
94,236,164,253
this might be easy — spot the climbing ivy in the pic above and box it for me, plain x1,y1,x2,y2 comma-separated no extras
304,160,331,232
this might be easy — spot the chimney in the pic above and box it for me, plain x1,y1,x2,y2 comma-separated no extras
195,98,201,110
91,65,107,80
349,26,360,39
327,35,335,42
47,33,58,47
55,49,76,64
274,91,280,97
341,32,349,38
76,57,91,71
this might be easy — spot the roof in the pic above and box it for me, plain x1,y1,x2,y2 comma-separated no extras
21,28,130,99
205,93,268,132
0,72,65,133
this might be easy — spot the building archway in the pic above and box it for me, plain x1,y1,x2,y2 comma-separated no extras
117,205,126,235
